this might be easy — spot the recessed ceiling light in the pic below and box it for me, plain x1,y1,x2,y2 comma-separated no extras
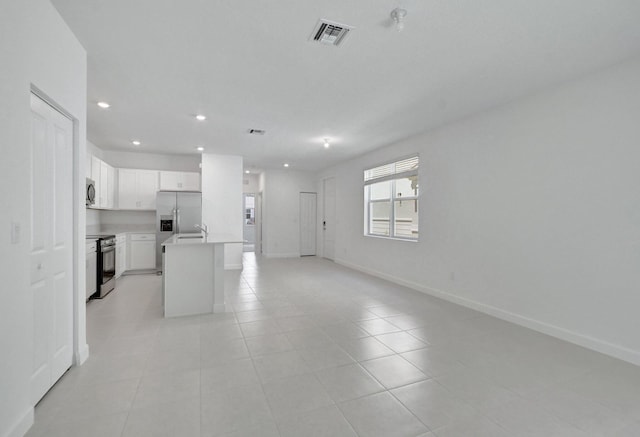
245,170,250,174
283,163,290,168
97,101,110,109
195,114,206,121
323,138,330,148
131,140,141,146
196,146,204,152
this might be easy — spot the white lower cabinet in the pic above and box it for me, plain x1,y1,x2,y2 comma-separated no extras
115,234,127,278
129,233,156,270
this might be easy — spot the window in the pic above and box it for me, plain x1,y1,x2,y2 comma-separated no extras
364,156,419,240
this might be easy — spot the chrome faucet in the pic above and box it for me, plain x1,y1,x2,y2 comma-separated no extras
194,223,209,238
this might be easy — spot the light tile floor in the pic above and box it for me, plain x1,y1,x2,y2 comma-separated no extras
27,254,640,436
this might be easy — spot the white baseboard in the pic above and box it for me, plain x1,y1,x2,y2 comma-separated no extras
335,258,640,367
6,407,33,437
263,252,300,258
224,263,243,270
74,343,89,365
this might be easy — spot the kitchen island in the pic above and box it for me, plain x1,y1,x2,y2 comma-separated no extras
162,233,242,317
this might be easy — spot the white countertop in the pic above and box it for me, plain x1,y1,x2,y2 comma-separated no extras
162,233,244,246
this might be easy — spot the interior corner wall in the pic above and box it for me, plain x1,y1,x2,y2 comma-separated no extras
0,0,87,435
319,57,640,365
201,154,243,269
262,170,317,257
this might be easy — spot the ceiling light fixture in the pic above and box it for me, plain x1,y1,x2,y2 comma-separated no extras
131,140,141,146
283,163,290,168
245,170,250,174
196,146,204,152
323,138,330,149
390,8,407,32
195,114,206,121
97,101,110,109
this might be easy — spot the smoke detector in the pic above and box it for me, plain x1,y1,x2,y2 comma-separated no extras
310,19,354,46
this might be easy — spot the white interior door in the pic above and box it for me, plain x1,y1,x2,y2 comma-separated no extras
322,177,336,260
300,192,317,256
30,93,74,404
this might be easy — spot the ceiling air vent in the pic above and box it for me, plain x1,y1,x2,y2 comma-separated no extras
248,129,266,135
310,19,354,47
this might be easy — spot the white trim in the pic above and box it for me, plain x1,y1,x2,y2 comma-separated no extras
263,252,301,258
6,408,33,437
224,263,243,270
74,343,89,366
213,303,227,313
335,257,640,367
30,86,87,377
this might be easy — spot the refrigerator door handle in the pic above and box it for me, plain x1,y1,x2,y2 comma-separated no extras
176,208,180,234
172,208,178,234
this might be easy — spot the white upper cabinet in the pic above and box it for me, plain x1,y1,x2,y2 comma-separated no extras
90,155,115,209
86,151,197,210
118,169,137,209
159,171,201,191
137,170,159,209
182,172,201,191
107,164,115,208
118,168,159,210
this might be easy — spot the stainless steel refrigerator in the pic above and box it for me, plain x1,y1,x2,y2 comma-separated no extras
156,191,202,269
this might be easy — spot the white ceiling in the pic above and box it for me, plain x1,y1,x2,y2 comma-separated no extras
51,0,640,172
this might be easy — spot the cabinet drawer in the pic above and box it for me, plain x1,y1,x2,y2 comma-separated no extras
130,233,154,241
86,241,97,252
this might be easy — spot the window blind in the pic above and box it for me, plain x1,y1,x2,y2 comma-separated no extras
364,156,419,184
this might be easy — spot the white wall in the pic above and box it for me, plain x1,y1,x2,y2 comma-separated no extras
243,173,260,193
86,209,102,233
201,154,243,269
319,57,640,365
0,1,87,435
99,210,155,228
103,149,201,172
262,170,317,257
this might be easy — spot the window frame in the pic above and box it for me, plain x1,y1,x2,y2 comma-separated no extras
364,155,419,241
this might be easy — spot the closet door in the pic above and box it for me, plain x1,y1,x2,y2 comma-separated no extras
29,93,74,404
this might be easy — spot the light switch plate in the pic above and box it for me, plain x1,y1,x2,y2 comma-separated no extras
11,221,20,244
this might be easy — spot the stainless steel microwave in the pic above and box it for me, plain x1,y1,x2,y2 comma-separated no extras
86,178,96,206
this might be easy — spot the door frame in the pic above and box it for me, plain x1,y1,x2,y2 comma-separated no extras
242,193,257,252
299,192,317,256
31,85,87,368
256,192,263,255
321,176,336,260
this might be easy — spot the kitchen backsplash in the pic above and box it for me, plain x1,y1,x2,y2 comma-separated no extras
87,209,155,234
